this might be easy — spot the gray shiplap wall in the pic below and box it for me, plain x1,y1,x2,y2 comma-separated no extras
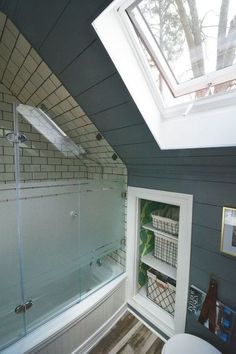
1,1,236,353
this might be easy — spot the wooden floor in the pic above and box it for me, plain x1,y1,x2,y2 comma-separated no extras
89,312,164,354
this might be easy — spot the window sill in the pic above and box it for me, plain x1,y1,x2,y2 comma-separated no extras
163,90,236,120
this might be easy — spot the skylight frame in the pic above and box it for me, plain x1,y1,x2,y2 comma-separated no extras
122,0,236,98
92,0,236,150
118,0,167,113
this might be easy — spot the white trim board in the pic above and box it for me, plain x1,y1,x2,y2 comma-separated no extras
127,307,168,344
126,186,193,336
92,0,236,150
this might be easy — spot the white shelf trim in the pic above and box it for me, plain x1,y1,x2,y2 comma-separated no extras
126,186,193,336
142,222,178,241
141,252,177,280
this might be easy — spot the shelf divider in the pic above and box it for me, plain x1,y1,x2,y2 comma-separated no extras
141,252,177,280
142,222,178,241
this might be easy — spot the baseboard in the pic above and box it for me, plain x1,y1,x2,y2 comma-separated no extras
127,306,168,343
72,303,128,354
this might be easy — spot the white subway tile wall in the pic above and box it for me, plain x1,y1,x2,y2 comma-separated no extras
0,14,127,183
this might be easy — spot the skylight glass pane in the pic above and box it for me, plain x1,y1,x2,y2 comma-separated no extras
17,104,85,158
128,0,236,85
137,34,236,107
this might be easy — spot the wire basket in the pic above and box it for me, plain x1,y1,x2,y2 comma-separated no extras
154,232,178,267
147,269,176,316
151,212,179,236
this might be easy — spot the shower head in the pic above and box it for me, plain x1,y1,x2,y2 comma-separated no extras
6,132,27,143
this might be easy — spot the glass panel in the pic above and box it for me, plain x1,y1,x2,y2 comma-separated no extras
20,183,81,331
79,180,125,298
128,0,236,85
128,0,236,83
17,106,83,331
0,108,25,349
2,101,126,340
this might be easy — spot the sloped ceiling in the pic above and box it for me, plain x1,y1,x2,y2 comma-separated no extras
1,0,235,181
0,11,126,174
0,0,155,171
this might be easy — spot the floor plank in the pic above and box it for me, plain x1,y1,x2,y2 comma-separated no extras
89,312,164,354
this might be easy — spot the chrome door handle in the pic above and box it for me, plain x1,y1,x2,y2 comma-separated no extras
70,211,79,217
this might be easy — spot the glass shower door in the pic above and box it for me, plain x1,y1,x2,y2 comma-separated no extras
15,104,82,331
0,189,26,349
79,180,125,297
0,107,26,350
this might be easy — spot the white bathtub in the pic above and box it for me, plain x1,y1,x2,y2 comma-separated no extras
2,273,127,354
1,258,125,354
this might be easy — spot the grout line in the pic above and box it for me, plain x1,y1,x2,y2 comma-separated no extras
52,108,86,124
41,88,71,112
24,72,53,104
0,15,7,82
1,23,21,85
10,53,44,99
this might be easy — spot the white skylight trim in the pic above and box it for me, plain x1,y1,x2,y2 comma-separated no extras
92,0,236,150
17,104,85,157
127,0,236,97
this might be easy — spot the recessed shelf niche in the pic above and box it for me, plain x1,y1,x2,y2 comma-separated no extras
126,187,193,337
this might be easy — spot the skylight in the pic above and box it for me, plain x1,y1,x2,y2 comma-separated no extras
93,0,236,149
17,104,85,158
127,0,236,105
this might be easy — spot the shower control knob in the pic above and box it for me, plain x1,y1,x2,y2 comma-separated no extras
70,211,79,217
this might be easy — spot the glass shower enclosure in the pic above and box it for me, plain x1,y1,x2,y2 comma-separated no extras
0,103,125,350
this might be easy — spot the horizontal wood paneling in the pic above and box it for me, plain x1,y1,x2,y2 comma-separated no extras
90,101,144,132
37,0,110,73
2,1,236,352
59,40,116,96
192,203,222,230
104,124,154,146
191,224,220,253
114,141,236,158
76,73,131,115
125,155,236,167
128,173,236,204
0,0,19,19
126,165,236,184
191,245,236,285
1,0,71,49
